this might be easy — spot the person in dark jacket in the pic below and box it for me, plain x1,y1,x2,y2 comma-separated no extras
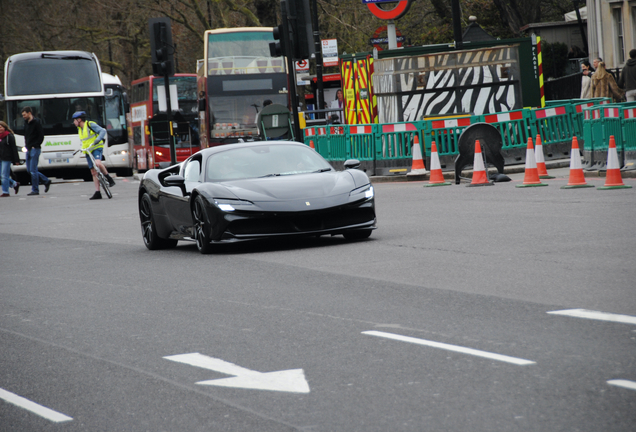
0,121,21,196
619,49,636,102
21,106,51,195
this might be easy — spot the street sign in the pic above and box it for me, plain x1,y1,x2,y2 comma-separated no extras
164,353,311,393
370,25,405,50
295,59,309,72
366,0,412,20
322,39,339,67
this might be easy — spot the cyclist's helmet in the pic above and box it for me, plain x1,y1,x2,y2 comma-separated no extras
72,111,87,121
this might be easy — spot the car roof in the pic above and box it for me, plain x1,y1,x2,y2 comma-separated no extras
197,141,310,157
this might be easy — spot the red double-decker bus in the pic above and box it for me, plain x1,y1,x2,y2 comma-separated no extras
129,73,200,170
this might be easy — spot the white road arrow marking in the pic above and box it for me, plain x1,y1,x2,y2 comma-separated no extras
163,353,310,394
547,309,636,325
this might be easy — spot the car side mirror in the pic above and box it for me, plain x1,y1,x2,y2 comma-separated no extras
344,159,361,170
164,174,188,196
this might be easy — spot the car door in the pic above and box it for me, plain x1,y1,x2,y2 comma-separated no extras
164,155,203,236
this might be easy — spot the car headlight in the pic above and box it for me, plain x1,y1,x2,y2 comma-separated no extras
213,199,254,212
112,150,128,155
350,184,374,199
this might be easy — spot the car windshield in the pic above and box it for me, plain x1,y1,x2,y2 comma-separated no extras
206,144,332,182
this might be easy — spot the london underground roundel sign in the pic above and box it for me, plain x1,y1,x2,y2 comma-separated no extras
364,0,413,20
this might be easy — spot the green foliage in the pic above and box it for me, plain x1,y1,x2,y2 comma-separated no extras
541,41,570,79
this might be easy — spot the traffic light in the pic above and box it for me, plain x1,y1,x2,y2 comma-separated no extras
269,24,286,58
287,0,313,60
149,17,174,77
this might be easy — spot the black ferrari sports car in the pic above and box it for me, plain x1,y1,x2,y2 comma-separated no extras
138,141,376,253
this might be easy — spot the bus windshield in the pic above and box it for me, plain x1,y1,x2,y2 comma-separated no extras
152,76,198,121
105,86,127,145
8,97,106,136
208,31,273,59
211,94,288,128
6,56,102,96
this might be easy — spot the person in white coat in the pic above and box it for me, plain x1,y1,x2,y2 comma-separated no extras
580,61,593,99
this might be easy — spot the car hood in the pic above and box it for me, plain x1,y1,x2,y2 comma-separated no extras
223,171,356,202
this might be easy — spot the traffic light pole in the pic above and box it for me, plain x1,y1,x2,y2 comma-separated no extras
311,0,324,118
163,72,176,166
281,0,302,142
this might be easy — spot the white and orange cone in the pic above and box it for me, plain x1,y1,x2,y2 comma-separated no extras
561,136,595,189
534,135,554,179
423,141,451,187
516,137,548,188
309,139,315,150
408,135,428,175
598,135,632,190
467,140,493,186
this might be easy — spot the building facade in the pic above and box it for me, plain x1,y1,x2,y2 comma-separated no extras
587,0,636,67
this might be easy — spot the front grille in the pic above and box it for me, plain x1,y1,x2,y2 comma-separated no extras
228,207,375,236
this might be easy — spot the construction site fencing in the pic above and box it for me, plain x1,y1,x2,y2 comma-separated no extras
303,100,635,176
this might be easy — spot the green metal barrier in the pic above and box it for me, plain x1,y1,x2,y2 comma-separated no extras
621,106,636,170
304,126,329,159
421,116,478,171
582,104,631,170
530,105,575,161
375,122,420,175
481,109,533,164
581,106,603,169
301,102,625,175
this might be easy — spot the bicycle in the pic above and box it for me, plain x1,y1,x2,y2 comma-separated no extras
74,143,112,199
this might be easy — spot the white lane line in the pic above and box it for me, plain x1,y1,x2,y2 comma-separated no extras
608,380,636,391
0,388,72,423
547,309,636,325
363,331,535,366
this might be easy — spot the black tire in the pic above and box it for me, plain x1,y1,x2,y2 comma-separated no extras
98,173,112,199
192,195,214,254
139,193,178,250
343,229,372,240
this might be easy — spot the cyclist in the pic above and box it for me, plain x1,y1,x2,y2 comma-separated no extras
72,111,115,200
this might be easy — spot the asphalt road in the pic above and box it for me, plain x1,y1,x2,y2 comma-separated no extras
1,170,635,431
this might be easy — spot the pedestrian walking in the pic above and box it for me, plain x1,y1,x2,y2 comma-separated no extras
618,49,636,102
0,121,21,197
72,111,115,200
21,107,51,195
580,61,593,99
592,62,624,102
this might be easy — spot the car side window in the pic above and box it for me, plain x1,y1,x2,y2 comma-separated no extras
184,158,201,182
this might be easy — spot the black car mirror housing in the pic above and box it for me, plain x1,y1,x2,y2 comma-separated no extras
164,174,188,196
344,159,361,170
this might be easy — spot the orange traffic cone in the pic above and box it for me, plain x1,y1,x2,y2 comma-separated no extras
309,140,315,150
534,135,554,179
561,136,594,189
467,140,493,187
598,135,632,190
408,135,428,175
423,141,451,187
516,137,548,188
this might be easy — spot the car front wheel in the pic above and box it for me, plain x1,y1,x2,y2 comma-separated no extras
192,195,214,254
